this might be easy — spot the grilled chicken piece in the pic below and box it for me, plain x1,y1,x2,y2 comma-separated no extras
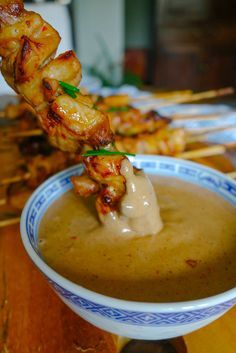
96,98,171,136
115,128,186,155
2,100,35,119
46,93,113,152
82,154,126,214
0,0,127,215
72,154,126,214
5,149,76,210
1,100,38,130
7,182,31,211
109,109,171,136
103,94,130,107
25,150,69,188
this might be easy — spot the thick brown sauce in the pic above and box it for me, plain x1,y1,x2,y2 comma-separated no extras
100,159,163,236
39,177,236,302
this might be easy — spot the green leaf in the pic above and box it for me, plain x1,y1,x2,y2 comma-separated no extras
107,106,129,113
63,87,77,98
82,149,135,157
59,81,80,98
59,81,80,92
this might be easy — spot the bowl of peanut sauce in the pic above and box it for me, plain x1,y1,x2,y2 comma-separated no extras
20,155,236,339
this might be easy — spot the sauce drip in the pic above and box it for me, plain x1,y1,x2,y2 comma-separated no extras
99,159,163,237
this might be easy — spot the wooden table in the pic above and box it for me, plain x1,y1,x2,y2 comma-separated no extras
0,151,235,353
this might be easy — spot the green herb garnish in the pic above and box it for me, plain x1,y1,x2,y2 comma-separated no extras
107,106,129,113
82,149,135,157
59,81,80,98
63,88,77,98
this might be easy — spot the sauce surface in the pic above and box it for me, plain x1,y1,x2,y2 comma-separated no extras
39,177,236,302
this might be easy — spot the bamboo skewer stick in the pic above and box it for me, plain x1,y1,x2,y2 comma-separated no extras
2,129,43,138
226,171,236,179
0,172,31,186
186,125,236,143
0,198,6,206
132,90,193,101
177,145,226,159
187,135,206,144
170,113,226,121
186,124,236,136
170,86,234,104
0,216,21,228
138,87,234,111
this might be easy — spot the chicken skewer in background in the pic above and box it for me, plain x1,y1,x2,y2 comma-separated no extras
0,100,186,156
0,96,172,137
0,0,162,236
2,89,235,157
0,150,74,212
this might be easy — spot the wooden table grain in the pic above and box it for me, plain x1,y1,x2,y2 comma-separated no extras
0,151,235,353
0,224,117,353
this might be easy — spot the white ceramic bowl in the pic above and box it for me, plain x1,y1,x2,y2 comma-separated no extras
20,156,236,340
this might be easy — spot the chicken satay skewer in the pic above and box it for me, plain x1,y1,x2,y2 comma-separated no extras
2,108,235,143
0,150,71,188
0,0,163,237
1,124,234,159
0,87,224,121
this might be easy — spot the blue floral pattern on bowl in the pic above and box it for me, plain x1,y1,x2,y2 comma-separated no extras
48,279,236,327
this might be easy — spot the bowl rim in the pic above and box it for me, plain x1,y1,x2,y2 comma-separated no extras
20,155,236,312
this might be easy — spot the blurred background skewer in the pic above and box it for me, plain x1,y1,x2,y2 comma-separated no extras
137,87,234,111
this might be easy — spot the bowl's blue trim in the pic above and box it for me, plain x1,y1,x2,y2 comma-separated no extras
131,159,236,205
49,279,236,327
25,166,82,253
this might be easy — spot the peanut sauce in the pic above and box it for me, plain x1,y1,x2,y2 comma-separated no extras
39,177,236,302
